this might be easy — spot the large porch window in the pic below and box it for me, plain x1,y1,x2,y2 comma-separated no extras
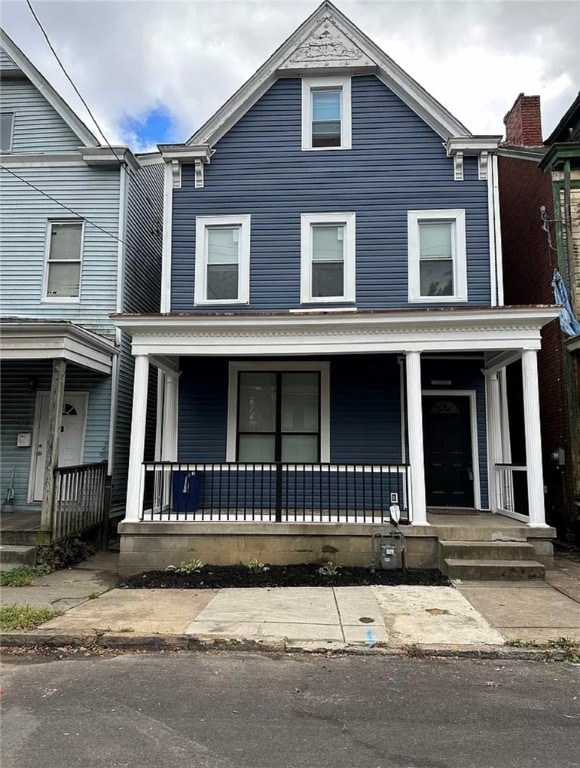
227,362,331,462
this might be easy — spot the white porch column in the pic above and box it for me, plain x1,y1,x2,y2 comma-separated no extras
162,372,178,461
405,351,428,525
485,372,503,512
125,354,150,522
521,349,547,527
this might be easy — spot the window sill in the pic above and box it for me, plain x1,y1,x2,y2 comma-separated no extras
193,299,249,307
301,145,352,152
42,297,81,304
408,295,468,304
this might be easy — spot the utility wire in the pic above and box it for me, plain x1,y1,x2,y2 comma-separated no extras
25,0,157,211
0,164,127,246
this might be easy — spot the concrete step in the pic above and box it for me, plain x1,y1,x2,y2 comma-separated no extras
439,540,536,561
0,544,37,565
443,558,546,581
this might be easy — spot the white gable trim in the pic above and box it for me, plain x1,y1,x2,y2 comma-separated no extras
185,1,470,149
0,28,99,148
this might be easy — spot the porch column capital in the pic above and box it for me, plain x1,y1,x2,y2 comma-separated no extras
125,354,150,522
405,351,429,525
521,349,548,527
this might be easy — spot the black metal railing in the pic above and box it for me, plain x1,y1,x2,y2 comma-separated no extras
142,462,409,523
52,462,109,541
495,463,529,517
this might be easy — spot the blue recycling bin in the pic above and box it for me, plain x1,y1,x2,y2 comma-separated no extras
172,470,204,513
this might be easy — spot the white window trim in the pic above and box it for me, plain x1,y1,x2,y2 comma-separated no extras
301,76,352,151
227,361,330,463
0,112,15,153
300,212,356,305
408,209,467,303
194,214,251,306
42,218,84,304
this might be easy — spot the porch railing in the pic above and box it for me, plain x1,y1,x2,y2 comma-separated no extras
495,463,529,519
52,462,109,541
142,462,409,524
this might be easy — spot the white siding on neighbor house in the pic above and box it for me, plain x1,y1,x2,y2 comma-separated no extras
0,164,121,337
0,48,19,70
0,78,82,153
0,360,112,510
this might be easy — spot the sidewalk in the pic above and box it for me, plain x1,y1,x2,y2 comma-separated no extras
1,552,579,655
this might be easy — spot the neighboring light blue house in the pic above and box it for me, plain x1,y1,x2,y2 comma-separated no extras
0,28,163,545
115,2,558,577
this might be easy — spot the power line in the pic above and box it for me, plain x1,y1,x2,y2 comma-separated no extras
0,164,127,246
25,0,157,211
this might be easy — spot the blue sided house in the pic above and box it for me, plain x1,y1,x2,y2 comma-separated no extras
0,29,162,548
115,2,558,578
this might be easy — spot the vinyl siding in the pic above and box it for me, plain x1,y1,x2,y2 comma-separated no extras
0,164,121,337
0,48,19,70
172,75,491,312
0,77,81,152
0,360,111,510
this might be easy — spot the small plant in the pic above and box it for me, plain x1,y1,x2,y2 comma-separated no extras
405,643,427,659
317,561,341,577
0,604,57,630
87,592,100,600
37,537,96,571
246,558,270,573
0,564,50,587
117,627,134,633
166,558,205,575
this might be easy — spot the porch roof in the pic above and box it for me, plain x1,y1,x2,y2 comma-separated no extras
0,318,117,375
112,305,559,358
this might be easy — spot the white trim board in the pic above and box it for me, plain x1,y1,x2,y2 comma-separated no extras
300,211,356,303
194,214,251,306
422,389,482,510
226,361,330,462
301,75,352,151
185,1,470,149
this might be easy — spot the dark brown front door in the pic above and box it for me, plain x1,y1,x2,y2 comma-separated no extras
423,395,474,508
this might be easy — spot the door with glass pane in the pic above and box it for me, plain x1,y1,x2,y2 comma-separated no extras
237,371,320,463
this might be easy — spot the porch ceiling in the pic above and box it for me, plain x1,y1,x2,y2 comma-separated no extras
0,319,116,375
112,306,559,357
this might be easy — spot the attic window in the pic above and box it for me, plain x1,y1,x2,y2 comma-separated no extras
0,113,14,153
302,76,351,151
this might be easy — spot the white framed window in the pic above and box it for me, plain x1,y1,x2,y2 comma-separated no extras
301,76,351,151
43,219,84,301
227,361,330,462
408,209,467,303
0,112,14,153
194,215,251,305
300,212,356,304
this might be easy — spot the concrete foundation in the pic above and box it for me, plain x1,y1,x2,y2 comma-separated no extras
118,516,556,578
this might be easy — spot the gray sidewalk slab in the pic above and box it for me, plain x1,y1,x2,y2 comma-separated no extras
0,565,116,611
372,585,504,646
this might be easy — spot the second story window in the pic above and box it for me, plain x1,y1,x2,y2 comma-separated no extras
194,215,251,305
44,220,83,301
300,212,356,304
0,113,14,153
408,209,467,303
302,76,351,151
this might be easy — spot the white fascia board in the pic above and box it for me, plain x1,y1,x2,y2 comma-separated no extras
0,28,99,148
158,145,211,163
496,146,547,162
80,147,140,172
136,152,164,166
0,152,86,167
446,136,502,156
185,2,471,148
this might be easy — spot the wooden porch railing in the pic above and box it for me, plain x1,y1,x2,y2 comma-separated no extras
51,462,110,542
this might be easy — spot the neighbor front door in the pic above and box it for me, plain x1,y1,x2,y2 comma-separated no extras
422,394,474,508
31,392,88,502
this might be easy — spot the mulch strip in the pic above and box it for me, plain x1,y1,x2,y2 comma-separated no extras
121,565,450,590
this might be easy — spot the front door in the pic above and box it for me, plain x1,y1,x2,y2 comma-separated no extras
422,394,474,507
31,392,88,502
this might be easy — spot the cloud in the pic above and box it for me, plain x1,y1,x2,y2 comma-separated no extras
2,0,579,148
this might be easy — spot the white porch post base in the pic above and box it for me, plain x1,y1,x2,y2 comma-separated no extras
125,354,150,522
521,349,548,527
485,372,502,512
406,351,428,525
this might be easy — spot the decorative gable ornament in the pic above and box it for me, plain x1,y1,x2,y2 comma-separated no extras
280,18,374,70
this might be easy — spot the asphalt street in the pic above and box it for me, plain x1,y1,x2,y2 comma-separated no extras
1,651,579,768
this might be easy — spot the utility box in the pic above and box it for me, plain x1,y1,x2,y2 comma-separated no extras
380,535,400,570
172,471,204,513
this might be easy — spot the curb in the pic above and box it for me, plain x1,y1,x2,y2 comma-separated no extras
0,630,574,661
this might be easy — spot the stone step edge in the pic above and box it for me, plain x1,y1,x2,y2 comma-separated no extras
444,558,545,569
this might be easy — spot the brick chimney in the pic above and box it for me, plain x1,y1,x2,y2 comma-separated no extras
503,93,543,147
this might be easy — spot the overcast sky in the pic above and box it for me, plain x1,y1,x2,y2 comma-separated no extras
2,0,579,151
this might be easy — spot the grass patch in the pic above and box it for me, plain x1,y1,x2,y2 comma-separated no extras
506,636,580,662
0,565,51,587
0,604,57,630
